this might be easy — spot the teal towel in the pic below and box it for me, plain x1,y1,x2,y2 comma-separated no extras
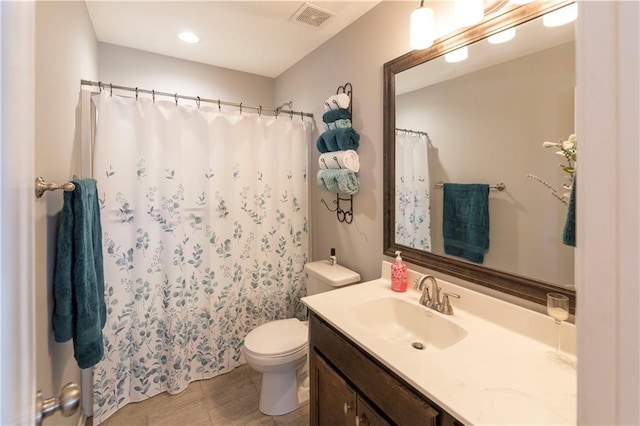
442,183,490,264
325,118,352,131
563,176,576,247
317,169,360,194
316,128,360,153
322,108,351,124
53,179,106,369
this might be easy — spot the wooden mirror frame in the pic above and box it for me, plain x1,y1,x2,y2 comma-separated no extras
383,0,576,313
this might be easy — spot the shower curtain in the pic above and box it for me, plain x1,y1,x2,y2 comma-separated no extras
90,91,311,423
395,131,431,251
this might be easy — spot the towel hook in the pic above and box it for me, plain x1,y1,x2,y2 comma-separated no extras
332,156,342,169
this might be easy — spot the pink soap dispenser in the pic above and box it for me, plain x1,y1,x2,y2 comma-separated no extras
391,250,408,292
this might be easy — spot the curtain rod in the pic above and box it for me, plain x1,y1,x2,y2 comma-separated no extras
395,127,429,137
80,79,313,119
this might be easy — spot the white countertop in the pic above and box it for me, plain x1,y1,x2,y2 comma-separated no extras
302,269,576,425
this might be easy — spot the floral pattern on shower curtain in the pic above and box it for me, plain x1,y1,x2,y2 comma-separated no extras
90,91,310,423
395,131,431,251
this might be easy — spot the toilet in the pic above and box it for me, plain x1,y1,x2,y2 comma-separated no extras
242,260,360,416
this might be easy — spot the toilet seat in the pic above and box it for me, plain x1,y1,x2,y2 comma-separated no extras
244,318,308,358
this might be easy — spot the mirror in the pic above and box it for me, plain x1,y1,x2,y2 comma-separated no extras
383,1,576,312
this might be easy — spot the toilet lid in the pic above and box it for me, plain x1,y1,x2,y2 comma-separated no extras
244,318,307,357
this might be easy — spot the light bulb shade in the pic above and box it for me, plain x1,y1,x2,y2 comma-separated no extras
445,46,468,63
543,4,578,27
487,27,516,44
455,0,484,28
410,7,435,50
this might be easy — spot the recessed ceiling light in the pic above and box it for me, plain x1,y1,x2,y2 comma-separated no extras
445,46,468,63
488,28,516,44
178,31,200,44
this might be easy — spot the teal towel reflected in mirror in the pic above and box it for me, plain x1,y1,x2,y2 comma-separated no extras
563,176,576,247
442,183,490,264
53,179,106,369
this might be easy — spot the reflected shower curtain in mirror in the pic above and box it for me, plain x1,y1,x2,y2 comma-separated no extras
90,91,310,424
395,131,431,251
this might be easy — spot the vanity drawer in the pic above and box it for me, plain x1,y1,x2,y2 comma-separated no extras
310,312,454,426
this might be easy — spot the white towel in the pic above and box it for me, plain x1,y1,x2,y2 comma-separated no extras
318,150,360,172
323,93,351,111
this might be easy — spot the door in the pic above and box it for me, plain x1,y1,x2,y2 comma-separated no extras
0,1,36,424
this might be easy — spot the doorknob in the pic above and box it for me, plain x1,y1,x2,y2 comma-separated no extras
35,382,81,426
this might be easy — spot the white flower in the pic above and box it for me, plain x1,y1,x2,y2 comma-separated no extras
562,140,575,150
543,141,559,148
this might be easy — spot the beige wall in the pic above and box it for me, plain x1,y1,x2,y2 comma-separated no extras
98,43,275,107
35,2,98,424
274,1,418,281
396,42,575,286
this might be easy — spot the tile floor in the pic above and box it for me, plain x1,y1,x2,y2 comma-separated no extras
89,365,309,426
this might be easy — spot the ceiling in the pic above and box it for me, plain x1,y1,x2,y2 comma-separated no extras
85,1,381,78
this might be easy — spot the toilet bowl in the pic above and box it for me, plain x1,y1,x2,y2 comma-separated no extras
243,260,360,416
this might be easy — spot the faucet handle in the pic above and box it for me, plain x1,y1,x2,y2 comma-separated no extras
439,292,460,315
419,285,431,306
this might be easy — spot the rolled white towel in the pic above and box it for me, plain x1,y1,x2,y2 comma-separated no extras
318,150,360,172
323,93,351,111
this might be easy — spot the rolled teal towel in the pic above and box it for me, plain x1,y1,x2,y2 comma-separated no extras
326,118,352,131
322,108,351,124
563,176,576,247
316,128,360,153
53,179,106,369
317,169,360,194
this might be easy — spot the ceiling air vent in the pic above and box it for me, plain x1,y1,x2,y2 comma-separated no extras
290,2,335,29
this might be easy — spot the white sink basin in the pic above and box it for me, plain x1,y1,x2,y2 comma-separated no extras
348,297,467,352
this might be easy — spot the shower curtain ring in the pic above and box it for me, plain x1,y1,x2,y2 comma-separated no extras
258,106,262,117
218,99,221,111
275,108,280,118
135,87,139,100
196,96,201,109
110,83,113,96
175,93,178,106
152,90,155,103
239,103,243,114
300,111,304,121
98,81,102,92
290,109,293,120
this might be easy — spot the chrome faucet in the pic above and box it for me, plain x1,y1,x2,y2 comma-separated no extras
414,275,460,315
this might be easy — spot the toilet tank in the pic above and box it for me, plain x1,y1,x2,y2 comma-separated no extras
304,260,360,296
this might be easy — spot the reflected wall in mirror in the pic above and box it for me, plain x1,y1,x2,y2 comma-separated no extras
383,0,576,312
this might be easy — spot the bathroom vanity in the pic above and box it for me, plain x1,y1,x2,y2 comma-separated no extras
302,263,576,425
309,311,456,425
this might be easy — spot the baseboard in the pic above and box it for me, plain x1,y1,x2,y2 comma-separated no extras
77,413,87,426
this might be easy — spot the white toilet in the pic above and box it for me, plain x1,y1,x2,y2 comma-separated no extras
242,260,360,416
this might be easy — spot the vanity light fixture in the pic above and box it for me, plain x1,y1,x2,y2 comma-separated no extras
454,0,484,28
445,46,468,63
487,27,516,44
410,0,435,50
543,3,578,27
177,31,201,44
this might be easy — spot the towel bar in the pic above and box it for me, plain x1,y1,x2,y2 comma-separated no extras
434,181,506,191
35,177,76,198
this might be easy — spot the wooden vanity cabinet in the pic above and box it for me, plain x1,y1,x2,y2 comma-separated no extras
309,311,463,426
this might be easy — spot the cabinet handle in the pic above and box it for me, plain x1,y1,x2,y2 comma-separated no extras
356,414,368,426
343,402,352,415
